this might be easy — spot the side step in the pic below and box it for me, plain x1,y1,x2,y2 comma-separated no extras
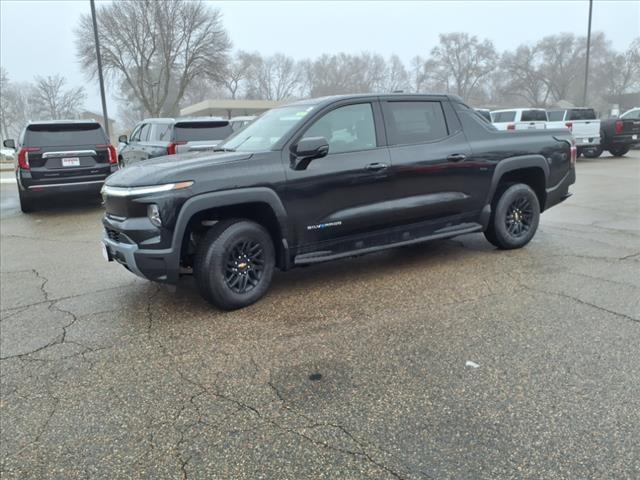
294,223,482,265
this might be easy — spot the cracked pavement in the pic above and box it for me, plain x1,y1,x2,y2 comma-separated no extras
1,153,639,479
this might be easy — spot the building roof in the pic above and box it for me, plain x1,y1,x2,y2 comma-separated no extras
180,99,283,117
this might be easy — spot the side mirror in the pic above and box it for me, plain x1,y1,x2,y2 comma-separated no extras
3,139,15,149
118,134,128,144
290,136,329,170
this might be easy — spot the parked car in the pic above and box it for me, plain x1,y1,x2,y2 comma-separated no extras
585,107,640,157
118,117,234,166
101,94,575,310
547,108,601,156
229,116,257,132
491,108,548,131
3,120,118,213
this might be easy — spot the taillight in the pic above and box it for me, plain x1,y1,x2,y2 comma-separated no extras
615,120,623,134
97,144,118,164
570,138,577,166
17,147,40,170
507,124,515,131
565,122,573,131
167,141,187,155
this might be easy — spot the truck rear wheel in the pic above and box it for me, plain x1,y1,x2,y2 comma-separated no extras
608,146,630,157
583,145,603,158
484,183,540,250
194,219,275,310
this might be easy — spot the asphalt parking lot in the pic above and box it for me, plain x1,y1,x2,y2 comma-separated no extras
1,153,639,479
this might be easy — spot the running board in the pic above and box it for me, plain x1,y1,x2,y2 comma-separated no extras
294,223,482,265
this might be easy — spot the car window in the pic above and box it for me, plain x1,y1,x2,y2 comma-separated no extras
548,111,564,121
23,123,108,147
302,103,376,154
385,101,448,145
621,109,640,119
138,124,151,142
492,111,516,122
568,109,596,120
521,110,547,122
130,125,142,142
150,123,172,141
173,121,233,142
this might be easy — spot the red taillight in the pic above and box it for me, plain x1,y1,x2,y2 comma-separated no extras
167,141,187,155
507,123,515,131
615,120,623,134
570,139,577,166
17,147,40,170
97,144,118,164
565,122,573,131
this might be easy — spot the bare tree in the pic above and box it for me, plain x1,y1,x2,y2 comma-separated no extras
500,45,551,107
30,74,86,120
0,72,35,139
305,52,387,97
428,33,497,101
76,0,231,117
246,53,303,101
599,37,640,97
382,54,409,92
220,51,261,99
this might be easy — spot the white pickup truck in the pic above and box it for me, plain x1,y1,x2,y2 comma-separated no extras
490,108,548,131
547,108,601,154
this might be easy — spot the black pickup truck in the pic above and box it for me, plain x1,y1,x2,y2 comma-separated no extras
584,107,640,158
101,94,576,310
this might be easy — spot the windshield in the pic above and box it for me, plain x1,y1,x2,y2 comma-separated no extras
220,104,317,152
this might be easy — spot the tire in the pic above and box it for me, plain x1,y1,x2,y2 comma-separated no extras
608,146,630,157
583,145,603,158
484,183,540,250
18,189,35,213
194,219,275,310
576,147,584,157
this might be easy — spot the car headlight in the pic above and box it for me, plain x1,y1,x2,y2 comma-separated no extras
147,204,162,227
101,181,194,197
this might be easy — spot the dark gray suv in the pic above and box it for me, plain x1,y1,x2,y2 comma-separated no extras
3,120,118,213
118,117,234,166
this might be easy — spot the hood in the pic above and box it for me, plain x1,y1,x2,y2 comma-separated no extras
106,151,252,187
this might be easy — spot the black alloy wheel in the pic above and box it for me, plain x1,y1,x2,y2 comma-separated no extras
224,239,265,294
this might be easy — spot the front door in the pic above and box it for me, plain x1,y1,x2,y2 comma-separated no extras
284,101,393,248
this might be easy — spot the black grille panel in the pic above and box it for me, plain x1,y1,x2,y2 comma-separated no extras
105,227,130,244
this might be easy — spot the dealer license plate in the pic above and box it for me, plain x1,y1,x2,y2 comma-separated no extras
62,157,80,167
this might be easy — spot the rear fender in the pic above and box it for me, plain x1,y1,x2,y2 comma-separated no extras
486,155,549,206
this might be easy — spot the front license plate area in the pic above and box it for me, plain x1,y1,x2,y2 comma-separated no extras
62,157,80,167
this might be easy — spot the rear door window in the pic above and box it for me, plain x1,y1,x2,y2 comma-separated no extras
173,121,233,142
23,123,108,147
492,111,516,122
384,101,448,145
567,109,596,120
521,110,548,122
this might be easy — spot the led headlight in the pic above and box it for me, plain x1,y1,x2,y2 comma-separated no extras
101,181,194,197
147,204,162,227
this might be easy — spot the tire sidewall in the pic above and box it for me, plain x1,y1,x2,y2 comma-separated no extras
492,184,540,249
197,221,275,310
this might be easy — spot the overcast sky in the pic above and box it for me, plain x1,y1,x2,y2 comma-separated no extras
1,0,638,117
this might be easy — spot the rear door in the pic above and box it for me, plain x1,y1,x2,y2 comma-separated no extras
173,121,234,153
22,123,112,183
381,98,479,224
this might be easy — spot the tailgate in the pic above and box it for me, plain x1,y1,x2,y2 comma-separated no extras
28,147,112,180
515,122,546,130
570,120,600,140
621,120,640,135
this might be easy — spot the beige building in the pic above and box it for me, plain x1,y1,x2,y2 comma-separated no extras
180,99,282,119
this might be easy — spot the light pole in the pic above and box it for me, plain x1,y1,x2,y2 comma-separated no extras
582,0,593,106
90,0,110,140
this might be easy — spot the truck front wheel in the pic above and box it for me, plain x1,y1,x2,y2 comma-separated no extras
484,183,540,250
194,219,275,310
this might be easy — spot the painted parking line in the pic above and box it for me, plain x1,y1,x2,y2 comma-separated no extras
0,178,17,183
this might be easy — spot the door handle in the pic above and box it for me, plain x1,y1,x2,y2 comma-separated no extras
365,162,388,171
447,153,467,162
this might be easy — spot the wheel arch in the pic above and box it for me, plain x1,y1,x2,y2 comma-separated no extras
172,188,290,272
487,155,549,211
